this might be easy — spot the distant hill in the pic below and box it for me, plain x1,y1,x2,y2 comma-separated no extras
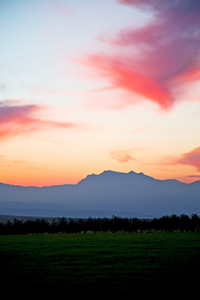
0,170,200,218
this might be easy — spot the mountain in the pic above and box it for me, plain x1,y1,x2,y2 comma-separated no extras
0,170,200,218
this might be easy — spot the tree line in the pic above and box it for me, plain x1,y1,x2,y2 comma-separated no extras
1,214,200,235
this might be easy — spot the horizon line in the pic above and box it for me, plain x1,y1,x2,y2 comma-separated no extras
1,170,200,188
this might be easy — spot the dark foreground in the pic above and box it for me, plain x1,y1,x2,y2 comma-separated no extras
1,233,200,298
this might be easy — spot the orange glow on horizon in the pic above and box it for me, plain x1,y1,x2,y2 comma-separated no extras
0,174,80,187
1,166,200,187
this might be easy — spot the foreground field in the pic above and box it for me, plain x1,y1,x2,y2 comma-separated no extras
1,233,200,298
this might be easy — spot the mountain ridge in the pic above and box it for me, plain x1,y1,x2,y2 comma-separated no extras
0,170,194,188
0,170,200,218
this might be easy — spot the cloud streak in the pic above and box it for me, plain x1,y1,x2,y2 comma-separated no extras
0,101,76,141
110,149,135,163
177,147,200,172
85,0,200,110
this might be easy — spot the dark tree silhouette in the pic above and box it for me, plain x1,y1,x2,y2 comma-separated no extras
1,214,200,235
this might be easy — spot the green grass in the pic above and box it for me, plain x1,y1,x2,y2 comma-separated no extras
1,232,200,298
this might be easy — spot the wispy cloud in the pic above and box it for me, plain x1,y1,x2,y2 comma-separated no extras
84,0,200,110
0,100,77,141
184,175,200,179
110,149,135,163
177,147,200,172
164,147,200,172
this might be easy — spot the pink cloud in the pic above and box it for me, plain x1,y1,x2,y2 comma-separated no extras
116,0,133,5
110,149,135,163
87,54,173,109
84,0,200,110
178,147,200,172
0,101,76,141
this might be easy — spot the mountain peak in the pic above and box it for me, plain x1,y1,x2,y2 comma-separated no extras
85,170,141,179
78,170,151,186
101,170,144,176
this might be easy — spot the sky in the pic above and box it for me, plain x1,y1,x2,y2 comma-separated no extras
0,0,200,187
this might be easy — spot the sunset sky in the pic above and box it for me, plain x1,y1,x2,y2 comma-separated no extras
1,0,200,187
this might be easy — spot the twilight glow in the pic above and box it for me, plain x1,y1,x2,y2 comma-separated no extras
1,0,200,186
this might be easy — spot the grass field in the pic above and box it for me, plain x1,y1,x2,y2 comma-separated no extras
1,232,200,298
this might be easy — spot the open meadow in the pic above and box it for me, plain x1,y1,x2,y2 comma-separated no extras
1,232,200,298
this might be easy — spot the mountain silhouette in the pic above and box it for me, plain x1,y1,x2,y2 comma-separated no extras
0,170,200,218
